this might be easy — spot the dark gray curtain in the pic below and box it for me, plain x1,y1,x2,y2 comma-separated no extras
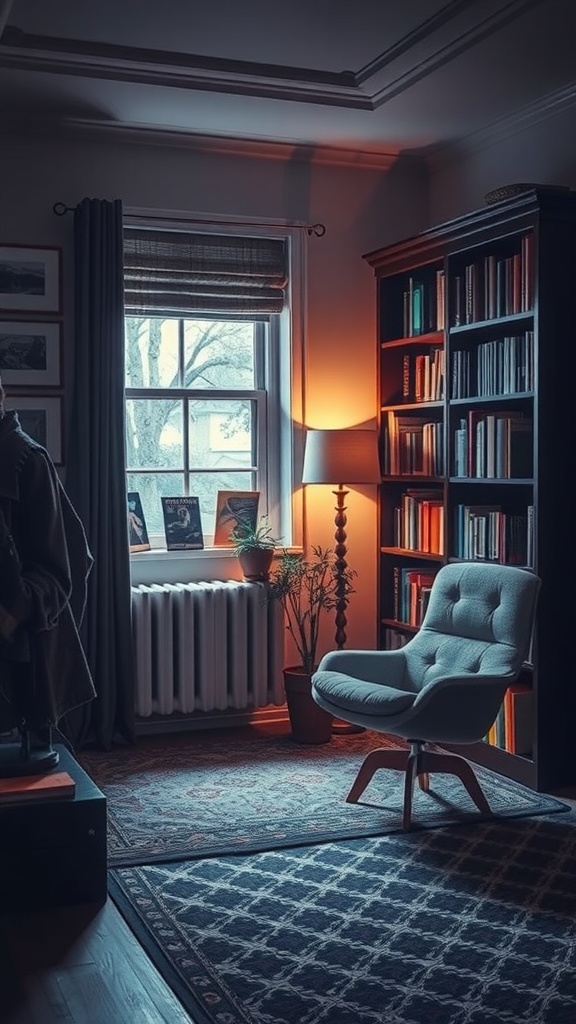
63,197,136,750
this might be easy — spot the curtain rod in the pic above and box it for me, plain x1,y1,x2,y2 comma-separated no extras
52,202,326,237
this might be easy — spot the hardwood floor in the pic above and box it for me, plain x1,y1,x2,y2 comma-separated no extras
1,898,194,1024
1,728,574,1024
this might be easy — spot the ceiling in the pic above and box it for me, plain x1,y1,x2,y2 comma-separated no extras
2,0,576,164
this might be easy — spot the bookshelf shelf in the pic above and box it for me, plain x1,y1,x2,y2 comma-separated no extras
364,186,576,792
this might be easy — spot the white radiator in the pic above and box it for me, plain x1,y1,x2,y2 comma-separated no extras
131,580,285,717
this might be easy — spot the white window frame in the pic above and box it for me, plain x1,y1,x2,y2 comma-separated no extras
124,209,305,583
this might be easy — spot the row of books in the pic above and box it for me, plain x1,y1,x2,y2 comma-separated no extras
453,504,534,566
392,566,438,626
400,269,446,337
400,347,445,403
453,411,533,478
383,411,444,476
450,331,534,399
393,489,445,555
485,682,533,756
451,234,533,326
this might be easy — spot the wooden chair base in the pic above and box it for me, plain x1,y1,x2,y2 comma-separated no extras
346,741,493,830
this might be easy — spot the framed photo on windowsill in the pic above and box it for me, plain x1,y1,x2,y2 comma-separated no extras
4,394,64,465
213,490,260,546
0,321,62,386
127,491,151,553
0,245,62,313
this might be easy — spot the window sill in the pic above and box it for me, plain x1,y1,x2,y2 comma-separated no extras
129,546,298,586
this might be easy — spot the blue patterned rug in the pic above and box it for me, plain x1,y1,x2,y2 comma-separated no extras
109,812,576,1024
79,730,569,867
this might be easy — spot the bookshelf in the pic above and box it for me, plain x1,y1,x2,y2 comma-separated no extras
364,187,576,792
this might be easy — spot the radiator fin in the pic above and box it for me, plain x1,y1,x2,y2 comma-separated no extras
131,580,285,716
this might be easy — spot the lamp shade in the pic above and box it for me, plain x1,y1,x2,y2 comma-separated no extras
302,429,381,485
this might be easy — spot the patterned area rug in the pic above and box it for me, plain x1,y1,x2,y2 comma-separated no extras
79,729,568,867
109,812,576,1024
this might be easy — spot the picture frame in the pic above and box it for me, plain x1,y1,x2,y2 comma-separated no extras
161,496,204,550
4,395,63,465
0,321,62,386
0,245,62,313
213,490,260,546
127,491,151,553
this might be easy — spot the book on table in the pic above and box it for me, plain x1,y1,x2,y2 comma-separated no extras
0,770,76,804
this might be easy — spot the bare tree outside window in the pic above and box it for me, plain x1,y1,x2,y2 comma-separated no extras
125,317,267,539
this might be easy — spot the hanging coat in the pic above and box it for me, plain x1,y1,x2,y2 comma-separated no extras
0,410,96,730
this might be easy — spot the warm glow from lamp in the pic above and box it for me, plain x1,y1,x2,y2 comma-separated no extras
302,429,381,650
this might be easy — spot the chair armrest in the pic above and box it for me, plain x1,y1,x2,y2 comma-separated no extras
413,672,513,708
315,649,407,687
401,672,514,744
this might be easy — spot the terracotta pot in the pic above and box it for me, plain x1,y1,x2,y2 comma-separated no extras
238,548,274,582
282,666,333,744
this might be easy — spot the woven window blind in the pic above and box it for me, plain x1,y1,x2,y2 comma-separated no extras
124,228,288,317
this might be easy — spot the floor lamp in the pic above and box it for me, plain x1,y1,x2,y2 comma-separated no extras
301,428,381,652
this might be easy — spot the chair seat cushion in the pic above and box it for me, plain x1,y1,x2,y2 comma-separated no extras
313,671,416,718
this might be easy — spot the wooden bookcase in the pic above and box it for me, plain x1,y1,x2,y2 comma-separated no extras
364,187,576,793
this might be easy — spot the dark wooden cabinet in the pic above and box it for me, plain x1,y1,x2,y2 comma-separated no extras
364,187,576,792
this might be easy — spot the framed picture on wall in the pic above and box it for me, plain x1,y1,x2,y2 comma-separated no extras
0,245,62,313
4,395,64,465
0,321,62,386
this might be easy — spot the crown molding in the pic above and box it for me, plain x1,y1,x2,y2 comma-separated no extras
0,27,372,109
367,0,542,105
427,79,576,168
0,1,540,113
2,115,402,170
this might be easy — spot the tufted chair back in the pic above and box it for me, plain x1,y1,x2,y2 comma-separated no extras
404,561,538,692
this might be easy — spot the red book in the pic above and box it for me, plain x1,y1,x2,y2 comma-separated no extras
0,770,76,804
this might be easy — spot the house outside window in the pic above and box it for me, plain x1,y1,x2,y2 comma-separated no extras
123,220,301,550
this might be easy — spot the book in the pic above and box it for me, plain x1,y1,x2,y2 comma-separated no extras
127,491,151,552
0,770,75,804
504,683,533,756
213,490,260,546
161,496,204,550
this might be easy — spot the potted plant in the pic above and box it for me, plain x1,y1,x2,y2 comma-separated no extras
266,546,356,743
230,515,281,582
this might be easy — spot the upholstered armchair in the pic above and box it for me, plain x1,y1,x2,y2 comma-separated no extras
312,562,541,829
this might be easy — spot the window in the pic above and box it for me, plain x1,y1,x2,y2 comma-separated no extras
125,315,277,542
123,223,295,548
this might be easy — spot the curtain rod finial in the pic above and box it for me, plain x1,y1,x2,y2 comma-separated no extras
308,223,326,237
53,202,75,216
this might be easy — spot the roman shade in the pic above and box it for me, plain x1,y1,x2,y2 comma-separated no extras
124,228,288,317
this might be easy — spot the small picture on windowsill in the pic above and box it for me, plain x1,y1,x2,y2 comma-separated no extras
213,490,260,546
127,491,151,552
162,496,204,550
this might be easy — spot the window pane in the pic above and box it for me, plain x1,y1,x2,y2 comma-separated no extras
184,320,255,388
126,398,183,469
189,399,254,469
125,318,180,388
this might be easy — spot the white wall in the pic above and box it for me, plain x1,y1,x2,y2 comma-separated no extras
1,130,429,658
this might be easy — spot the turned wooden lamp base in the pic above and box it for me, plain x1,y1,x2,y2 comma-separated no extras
346,740,493,831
